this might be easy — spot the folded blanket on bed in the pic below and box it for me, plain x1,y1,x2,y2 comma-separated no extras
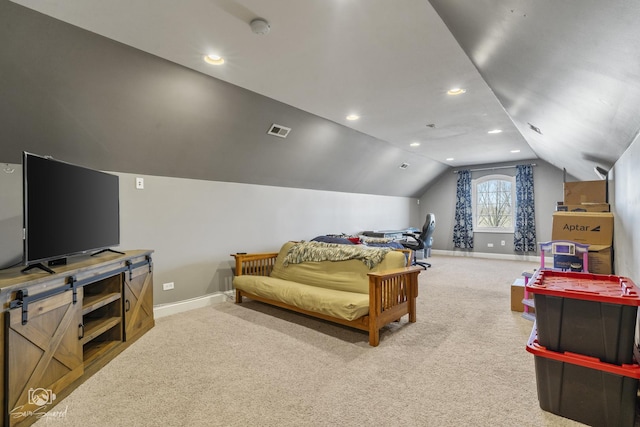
283,241,391,269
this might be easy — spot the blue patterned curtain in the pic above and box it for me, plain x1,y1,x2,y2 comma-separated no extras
514,165,536,252
453,170,474,249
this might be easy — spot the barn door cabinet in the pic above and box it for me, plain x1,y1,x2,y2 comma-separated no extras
0,250,154,427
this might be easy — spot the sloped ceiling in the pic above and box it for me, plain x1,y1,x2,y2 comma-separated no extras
3,0,638,197
429,0,640,179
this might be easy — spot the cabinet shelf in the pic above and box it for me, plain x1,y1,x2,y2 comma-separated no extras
81,316,121,346
1,250,153,427
83,292,121,315
83,340,121,366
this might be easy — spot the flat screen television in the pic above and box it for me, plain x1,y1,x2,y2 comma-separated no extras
23,152,120,272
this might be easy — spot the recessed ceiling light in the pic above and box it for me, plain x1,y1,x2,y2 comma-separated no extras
204,54,225,65
510,149,521,153
446,157,454,161
447,88,466,95
346,114,360,121
410,142,421,147
488,129,503,134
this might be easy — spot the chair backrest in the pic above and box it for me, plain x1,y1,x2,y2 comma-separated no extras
419,213,436,248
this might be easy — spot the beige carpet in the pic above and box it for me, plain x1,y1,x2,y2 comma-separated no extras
33,255,599,426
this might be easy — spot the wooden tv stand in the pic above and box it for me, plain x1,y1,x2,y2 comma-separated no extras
0,250,154,426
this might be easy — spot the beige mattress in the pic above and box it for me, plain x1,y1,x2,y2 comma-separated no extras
233,275,370,321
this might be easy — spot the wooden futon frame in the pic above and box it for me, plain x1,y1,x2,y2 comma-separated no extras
231,250,422,346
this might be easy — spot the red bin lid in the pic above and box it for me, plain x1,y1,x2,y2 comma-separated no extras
525,269,640,305
526,326,640,379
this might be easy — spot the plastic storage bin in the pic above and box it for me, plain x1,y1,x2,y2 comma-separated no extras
526,270,640,365
527,328,640,427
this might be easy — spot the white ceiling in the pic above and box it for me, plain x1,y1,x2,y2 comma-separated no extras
10,0,536,169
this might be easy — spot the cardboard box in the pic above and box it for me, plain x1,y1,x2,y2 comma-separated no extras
551,212,613,245
556,203,610,212
511,278,535,313
588,245,612,275
564,180,607,204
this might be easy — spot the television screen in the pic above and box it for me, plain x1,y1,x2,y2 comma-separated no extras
23,152,120,267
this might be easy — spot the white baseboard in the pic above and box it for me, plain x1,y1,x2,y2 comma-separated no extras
431,249,551,264
153,291,231,319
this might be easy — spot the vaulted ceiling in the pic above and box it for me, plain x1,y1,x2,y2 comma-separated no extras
4,0,640,196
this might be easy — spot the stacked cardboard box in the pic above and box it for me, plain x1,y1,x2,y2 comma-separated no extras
563,180,607,204
552,180,612,274
556,203,610,212
557,180,610,212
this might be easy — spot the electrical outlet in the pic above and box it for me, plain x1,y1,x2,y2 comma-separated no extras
501,240,506,246
487,243,494,248
136,177,144,189
162,282,174,291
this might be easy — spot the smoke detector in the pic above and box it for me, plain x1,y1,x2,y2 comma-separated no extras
250,18,270,35
399,163,410,170
267,124,291,138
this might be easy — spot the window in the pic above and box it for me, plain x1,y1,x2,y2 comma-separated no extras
472,174,515,233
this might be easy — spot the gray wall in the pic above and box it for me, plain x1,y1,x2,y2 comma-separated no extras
0,163,22,268
611,133,640,282
418,159,567,254
0,0,445,198
0,166,419,304
116,173,419,305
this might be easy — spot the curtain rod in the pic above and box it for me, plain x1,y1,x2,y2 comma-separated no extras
453,163,537,174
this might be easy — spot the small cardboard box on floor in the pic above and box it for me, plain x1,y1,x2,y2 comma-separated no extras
551,212,613,274
511,278,536,313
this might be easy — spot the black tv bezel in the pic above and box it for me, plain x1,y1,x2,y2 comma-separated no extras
22,152,121,268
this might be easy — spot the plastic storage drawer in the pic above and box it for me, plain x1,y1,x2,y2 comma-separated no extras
527,328,640,427
526,270,640,365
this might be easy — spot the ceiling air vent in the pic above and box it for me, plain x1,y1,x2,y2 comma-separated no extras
267,124,291,138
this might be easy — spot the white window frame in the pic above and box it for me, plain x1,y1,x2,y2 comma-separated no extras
471,174,516,234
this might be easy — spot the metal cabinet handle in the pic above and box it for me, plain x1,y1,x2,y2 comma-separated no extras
78,323,85,340
125,299,130,312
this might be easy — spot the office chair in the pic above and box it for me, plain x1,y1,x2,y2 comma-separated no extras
401,213,435,269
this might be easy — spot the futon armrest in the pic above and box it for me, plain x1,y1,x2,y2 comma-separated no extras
367,266,423,280
368,265,423,299
367,266,422,334
231,252,279,276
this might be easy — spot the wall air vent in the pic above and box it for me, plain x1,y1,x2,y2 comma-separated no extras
527,122,543,135
267,124,291,138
